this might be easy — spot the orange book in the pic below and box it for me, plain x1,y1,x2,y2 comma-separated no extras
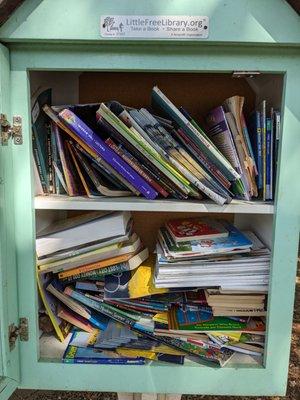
58,251,135,279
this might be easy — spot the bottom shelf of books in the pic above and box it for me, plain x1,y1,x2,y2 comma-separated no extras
36,210,271,368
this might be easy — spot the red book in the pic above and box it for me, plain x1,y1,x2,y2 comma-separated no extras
165,217,228,242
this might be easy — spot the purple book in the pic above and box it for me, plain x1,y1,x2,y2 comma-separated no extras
58,109,158,200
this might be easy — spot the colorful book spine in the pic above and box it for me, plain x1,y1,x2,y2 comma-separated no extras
248,112,263,191
105,138,169,198
32,134,48,193
46,124,54,194
259,101,267,201
152,86,240,181
61,261,136,282
52,122,77,196
57,252,135,279
266,117,272,200
58,109,158,200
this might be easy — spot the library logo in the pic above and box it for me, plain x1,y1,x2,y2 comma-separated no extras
102,17,124,33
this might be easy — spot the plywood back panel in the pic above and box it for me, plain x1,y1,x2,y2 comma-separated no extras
79,72,256,124
132,211,234,251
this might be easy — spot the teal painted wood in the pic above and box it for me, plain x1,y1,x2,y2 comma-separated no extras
0,44,19,392
0,0,300,45
0,377,18,400
9,43,300,396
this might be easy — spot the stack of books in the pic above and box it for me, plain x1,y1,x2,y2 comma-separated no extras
155,217,270,292
37,214,268,367
32,87,280,204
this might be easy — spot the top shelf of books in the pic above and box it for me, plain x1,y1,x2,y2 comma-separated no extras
34,196,274,214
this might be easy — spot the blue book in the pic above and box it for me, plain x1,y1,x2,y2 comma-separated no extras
266,117,272,200
248,112,263,191
63,331,145,364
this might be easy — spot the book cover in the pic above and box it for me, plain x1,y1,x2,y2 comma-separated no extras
36,270,71,342
266,117,273,200
52,122,77,196
159,222,252,258
206,106,242,175
151,86,240,182
97,104,195,197
31,88,52,194
248,111,263,191
58,108,158,200
104,254,168,300
105,137,169,198
165,217,228,242
62,247,149,282
259,100,267,200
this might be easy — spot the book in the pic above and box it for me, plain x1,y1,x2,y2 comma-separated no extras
37,226,131,266
50,122,66,195
266,117,273,200
61,247,150,282
151,86,240,182
36,270,71,342
69,141,132,197
104,255,168,300
57,305,95,333
158,222,252,259
97,103,198,198
46,281,108,330
105,137,169,198
259,100,267,200
58,246,149,279
36,211,131,259
58,108,158,200
248,111,263,191
165,217,228,242
31,88,52,194
52,122,78,196
63,332,145,365
206,106,242,176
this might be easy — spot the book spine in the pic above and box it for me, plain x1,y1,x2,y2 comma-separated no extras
58,109,158,200
255,111,263,191
98,117,187,199
260,102,267,201
32,134,48,193
266,118,272,200
105,138,169,198
75,143,140,196
46,124,54,194
52,122,76,196
152,87,240,181
97,107,192,196
176,128,231,190
61,262,130,282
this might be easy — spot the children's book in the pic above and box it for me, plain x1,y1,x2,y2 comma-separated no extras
62,331,145,364
159,222,252,259
165,217,228,242
259,100,267,200
266,117,273,200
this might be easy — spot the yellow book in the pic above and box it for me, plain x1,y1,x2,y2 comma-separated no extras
36,269,71,342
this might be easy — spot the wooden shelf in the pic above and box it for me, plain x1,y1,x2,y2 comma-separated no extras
34,196,274,214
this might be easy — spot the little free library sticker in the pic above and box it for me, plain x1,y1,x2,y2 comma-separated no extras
100,15,209,39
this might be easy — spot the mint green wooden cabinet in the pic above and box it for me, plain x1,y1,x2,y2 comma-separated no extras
0,0,299,397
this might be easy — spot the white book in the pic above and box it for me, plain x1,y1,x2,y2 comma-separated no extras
36,211,131,258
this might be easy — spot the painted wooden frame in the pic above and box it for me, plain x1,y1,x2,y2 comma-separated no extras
6,41,299,395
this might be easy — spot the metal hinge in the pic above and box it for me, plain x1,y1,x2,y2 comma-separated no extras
9,318,29,351
0,114,23,145
232,71,261,78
